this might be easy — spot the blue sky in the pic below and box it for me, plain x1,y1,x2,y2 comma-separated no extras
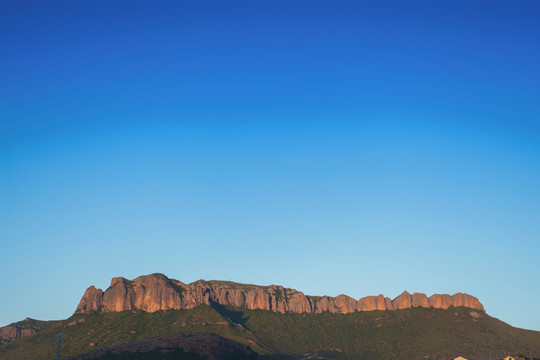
1,1,539,331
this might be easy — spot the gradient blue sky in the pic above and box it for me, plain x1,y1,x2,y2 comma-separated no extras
1,1,539,331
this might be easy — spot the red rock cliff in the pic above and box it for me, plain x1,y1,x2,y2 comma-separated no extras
75,273,485,315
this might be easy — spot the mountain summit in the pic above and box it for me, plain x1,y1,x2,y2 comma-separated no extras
76,273,485,315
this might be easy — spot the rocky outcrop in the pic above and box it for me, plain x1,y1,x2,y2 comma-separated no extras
357,295,389,311
451,292,485,311
76,286,103,313
102,275,186,312
314,296,339,313
75,273,486,316
334,294,357,314
411,292,430,308
0,318,49,344
428,294,452,309
0,326,21,343
392,291,412,310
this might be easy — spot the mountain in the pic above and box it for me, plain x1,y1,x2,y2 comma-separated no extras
1,273,539,360
75,273,484,314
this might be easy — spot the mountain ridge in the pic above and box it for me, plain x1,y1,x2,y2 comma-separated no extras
76,273,485,315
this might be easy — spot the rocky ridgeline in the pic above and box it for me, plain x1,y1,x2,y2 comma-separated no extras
76,273,484,314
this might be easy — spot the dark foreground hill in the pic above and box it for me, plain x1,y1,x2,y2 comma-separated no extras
1,274,540,360
64,333,258,360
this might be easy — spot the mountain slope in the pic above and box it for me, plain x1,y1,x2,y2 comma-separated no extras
64,333,258,360
2,305,539,360
1,274,539,360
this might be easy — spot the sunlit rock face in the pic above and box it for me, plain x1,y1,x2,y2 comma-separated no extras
76,286,103,313
411,292,430,308
334,294,357,314
392,291,412,310
75,274,486,315
357,295,389,311
428,294,453,309
451,293,485,311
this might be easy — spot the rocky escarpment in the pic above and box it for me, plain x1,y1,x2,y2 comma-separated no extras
0,325,35,344
76,273,485,315
0,318,58,344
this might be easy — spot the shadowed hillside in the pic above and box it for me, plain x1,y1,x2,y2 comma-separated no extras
1,305,540,359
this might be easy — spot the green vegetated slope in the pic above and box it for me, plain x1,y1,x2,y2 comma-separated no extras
1,305,540,360
242,307,540,359
66,333,261,360
0,306,258,360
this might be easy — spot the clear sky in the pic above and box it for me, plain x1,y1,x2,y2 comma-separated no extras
1,1,539,331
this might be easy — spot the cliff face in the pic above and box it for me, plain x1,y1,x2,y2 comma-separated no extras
0,318,54,344
0,326,30,344
76,274,485,315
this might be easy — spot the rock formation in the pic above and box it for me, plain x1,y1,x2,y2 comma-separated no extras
75,273,485,315
0,318,42,344
0,326,23,343
428,294,453,309
357,295,389,311
77,286,103,313
392,291,413,310
411,292,430,308
451,292,484,310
